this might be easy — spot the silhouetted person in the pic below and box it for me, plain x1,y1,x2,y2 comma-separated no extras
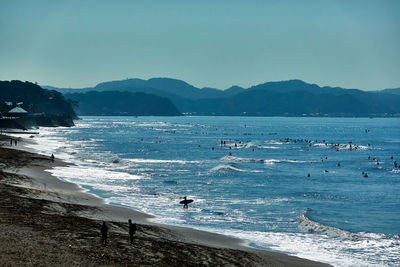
14,139,17,146
128,219,136,244
337,162,341,167
10,139,12,146
101,221,108,245
307,173,311,177
364,173,368,178
51,154,55,163
183,196,188,209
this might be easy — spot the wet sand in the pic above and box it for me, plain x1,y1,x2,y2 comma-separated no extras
0,134,330,266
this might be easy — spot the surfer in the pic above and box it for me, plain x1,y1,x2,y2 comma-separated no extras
181,196,193,209
51,154,55,163
128,219,136,244
183,196,188,208
101,221,108,246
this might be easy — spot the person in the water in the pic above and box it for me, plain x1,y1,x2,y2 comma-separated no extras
182,196,189,208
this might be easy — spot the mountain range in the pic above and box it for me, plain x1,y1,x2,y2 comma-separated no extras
44,78,400,117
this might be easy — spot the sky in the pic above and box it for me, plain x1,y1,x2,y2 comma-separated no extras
0,0,399,90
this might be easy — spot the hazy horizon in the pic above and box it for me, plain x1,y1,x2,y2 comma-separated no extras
1,0,399,90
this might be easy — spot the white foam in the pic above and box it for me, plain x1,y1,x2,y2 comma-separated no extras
210,164,245,172
49,165,147,184
298,214,358,240
209,164,257,173
313,142,369,150
220,155,264,163
213,228,399,267
221,156,306,165
265,140,286,145
126,158,201,164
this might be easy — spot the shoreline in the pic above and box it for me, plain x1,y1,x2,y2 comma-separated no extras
0,133,330,266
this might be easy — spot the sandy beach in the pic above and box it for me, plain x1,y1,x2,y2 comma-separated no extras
0,134,330,266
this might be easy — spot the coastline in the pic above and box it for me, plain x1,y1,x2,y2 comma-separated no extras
0,134,330,266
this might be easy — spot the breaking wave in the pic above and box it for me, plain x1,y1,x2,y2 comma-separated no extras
210,164,247,173
298,210,359,240
221,155,306,165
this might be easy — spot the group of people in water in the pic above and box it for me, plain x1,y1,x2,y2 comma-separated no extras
218,136,399,179
368,155,400,169
101,219,137,246
279,137,368,151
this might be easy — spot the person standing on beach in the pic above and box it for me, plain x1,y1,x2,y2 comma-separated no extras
101,221,108,246
128,219,136,244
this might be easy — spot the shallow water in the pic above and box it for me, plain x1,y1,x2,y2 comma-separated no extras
25,116,400,266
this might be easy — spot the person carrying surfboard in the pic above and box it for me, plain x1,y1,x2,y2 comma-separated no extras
183,196,189,208
180,196,193,208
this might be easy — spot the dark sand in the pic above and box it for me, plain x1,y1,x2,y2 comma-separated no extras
0,134,331,266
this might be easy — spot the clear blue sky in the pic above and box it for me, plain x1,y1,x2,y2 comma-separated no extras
0,0,399,90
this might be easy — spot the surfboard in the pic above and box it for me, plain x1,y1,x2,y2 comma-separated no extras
180,199,193,205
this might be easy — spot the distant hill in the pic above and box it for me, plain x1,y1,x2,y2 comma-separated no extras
65,91,181,116
379,88,400,95
45,78,400,117
0,80,77,118
43,78,241,99
185,90,400,116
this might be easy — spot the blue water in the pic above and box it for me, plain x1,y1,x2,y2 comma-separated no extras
27,117,400,266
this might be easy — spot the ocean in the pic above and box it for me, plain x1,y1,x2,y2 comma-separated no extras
25,116,399,266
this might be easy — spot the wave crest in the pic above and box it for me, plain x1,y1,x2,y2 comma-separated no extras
298,211,359,240
210,164,246,173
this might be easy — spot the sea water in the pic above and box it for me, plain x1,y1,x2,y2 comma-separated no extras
24,116,400,266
